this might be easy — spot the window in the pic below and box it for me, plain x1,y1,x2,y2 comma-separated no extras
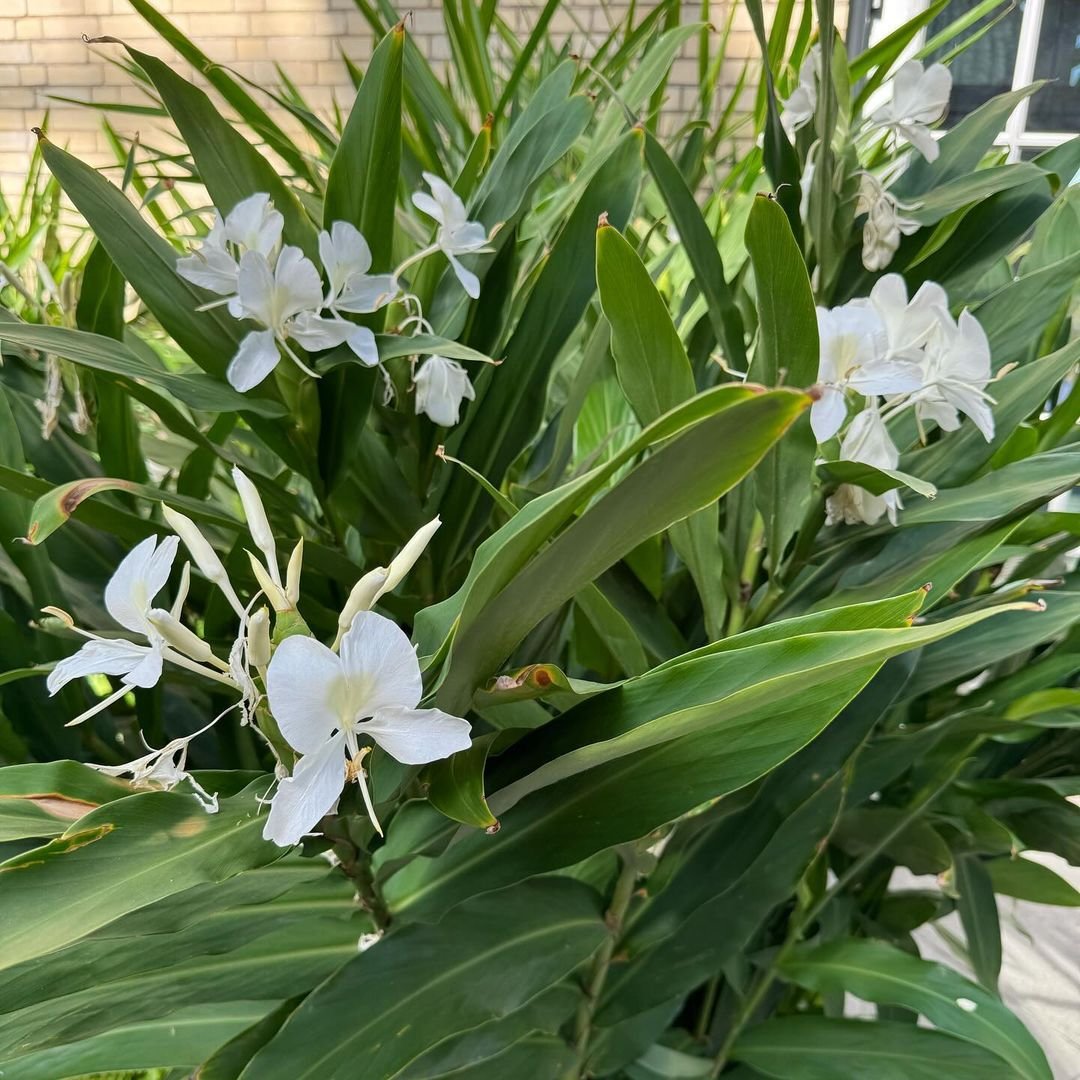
865,0,1080,157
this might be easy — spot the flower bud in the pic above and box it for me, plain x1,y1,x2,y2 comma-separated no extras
335,566,389,647
170,561,191,620
232,467,281,586
285,537,304,606
147,607,217,665
247,606,272,668
247,550,291,612
163,506,246,618
375,516,441,602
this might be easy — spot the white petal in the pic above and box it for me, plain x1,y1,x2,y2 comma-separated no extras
124,645,165,689
224,193,283,256
811,386,848,443
105,535,177,634
339,610,423,714
287,311,355,353
411,191,445,224
358,705,471,765
319,221,372,297
228,330,280,392
262,731,347,846
899,122,939,162
849,359,923,397
444,221,488,254
176,246,239,295
414,355,474,426
346,325,380,367
235,251,278,327
273,246,324,323
47,638,156,694
334,274,397,314
424,172,466,225
266,635,346,754
447,253,480,300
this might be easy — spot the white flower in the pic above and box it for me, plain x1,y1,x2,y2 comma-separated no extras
176,193,283,297
262,611,472,845
226,247,376,390
413,354,476,427
857,174,920,271
411,173,491,299
780,47,819,139
915,309,995,441
46,536,180,721
812,302,920,442
89,727,218,812
867,274,949,363
871,60,952,162
319,221,397,315
826,406,904,526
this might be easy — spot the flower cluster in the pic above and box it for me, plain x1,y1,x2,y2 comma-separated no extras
813,274,994,526
782,57,952,272
44,470,471,846
176,177,492,426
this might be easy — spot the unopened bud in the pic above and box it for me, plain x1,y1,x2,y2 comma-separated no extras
147,607,216,665
163,506,246,618
232,467,281,586
285,537,304,606
248,606,272,667
335,566,390,647
170,561,191,619
375,516,441,603
247,550,291,612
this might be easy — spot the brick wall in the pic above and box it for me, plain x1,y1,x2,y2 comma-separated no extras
1,1,841,203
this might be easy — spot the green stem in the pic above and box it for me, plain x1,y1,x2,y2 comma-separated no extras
565,847,639,1079
726,512,765,637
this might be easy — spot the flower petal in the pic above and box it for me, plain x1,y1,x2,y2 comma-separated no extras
359,705,472,765
262,730,347,846
175,245,239,295
104,535,177,634
411,192,444,224
334,274,397,314
273,246,324,322
339,610,423,714
346,325,380,367
811,386,848,444
266,635,346,754
287,312,355,353
47,638,158,694
446,253,480,300
228,330,281,393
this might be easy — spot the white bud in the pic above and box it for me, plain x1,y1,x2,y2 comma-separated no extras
147,607,216,665
247,606,272,668
170,561,191,620
335,566,389,648
285,537,304,606
247,550,291,612
375,516,441,603
163,506,246,618
232,467,281,586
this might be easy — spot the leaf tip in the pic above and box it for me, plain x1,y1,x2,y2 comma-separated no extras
597,210,610,230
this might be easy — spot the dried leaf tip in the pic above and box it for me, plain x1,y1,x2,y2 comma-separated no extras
597,211,610,230
30,127,46,142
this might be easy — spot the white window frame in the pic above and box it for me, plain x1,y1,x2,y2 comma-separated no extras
870,0,1077,158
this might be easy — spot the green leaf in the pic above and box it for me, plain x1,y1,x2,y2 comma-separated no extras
437,128,644,571
435,387,810,713
955,853,1002,993
198,999,301,1080
906,163,1050,224
0,780,282,973
596,221,726,637
643,131,746,367
36,137,240,379
780,938,1051,1080
0,320,285,417
733,1017,1017,1079
833,806,951,874
745,194,820,560
241,877,607,1080
987,855,1080,906
0,761,132,841
818,460,937,499
423,732,500,830
388,604,1026,920
0,1002,270,1080
124,46,318,258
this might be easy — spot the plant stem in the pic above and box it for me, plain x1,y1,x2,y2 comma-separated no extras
564,847,639,1079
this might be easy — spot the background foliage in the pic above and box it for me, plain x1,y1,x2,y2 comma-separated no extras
1,0,1079,1077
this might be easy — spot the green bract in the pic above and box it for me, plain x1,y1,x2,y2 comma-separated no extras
0,2,1077,1078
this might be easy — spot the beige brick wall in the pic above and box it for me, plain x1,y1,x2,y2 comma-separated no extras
1,0,842,205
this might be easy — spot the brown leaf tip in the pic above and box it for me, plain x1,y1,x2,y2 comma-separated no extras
597,211,610,230
30,127,46,142
484,821,501,835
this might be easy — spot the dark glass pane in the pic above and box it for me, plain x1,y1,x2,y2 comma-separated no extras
1028,0,1080,130
926,0,1022,121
